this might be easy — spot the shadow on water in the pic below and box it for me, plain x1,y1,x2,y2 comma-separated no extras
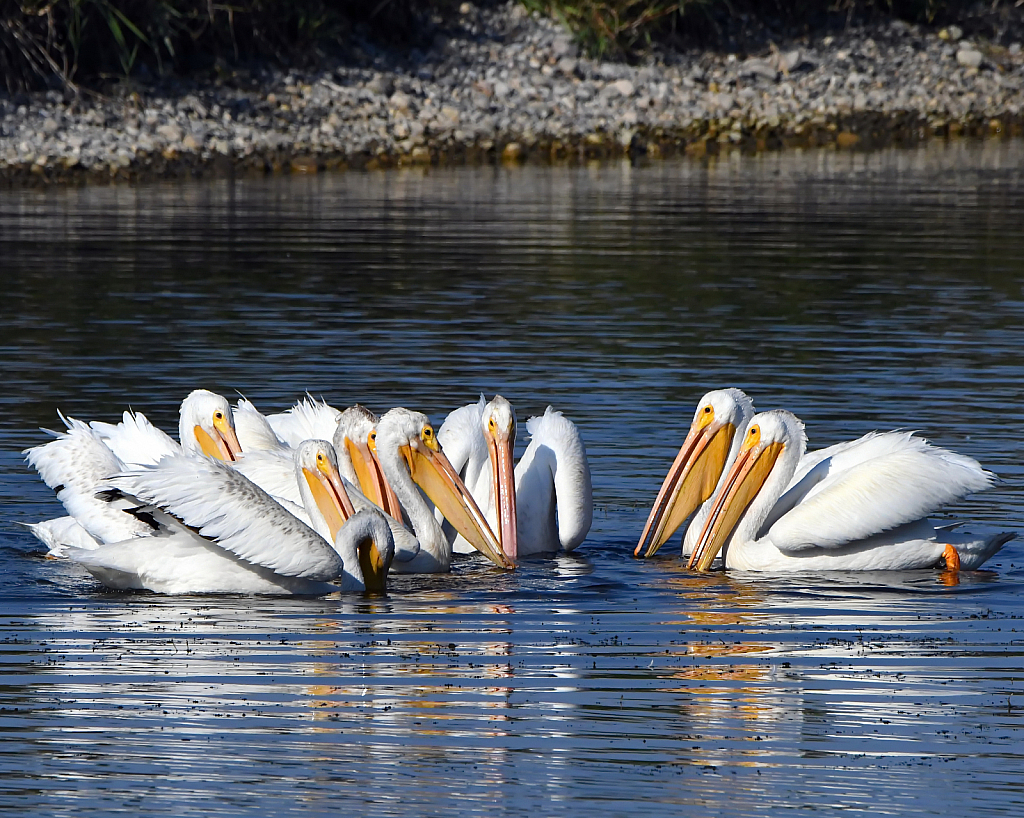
1,141,1023,816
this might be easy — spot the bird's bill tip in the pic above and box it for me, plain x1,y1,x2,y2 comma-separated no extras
404,441,515,570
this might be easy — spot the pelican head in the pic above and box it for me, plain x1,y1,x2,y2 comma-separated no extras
482,395,518,559
334,405,402,517
350,508,395,594
688,410,804,572
634,388,755,558
180,389,243,461
375,408,513,570
295,439,356,543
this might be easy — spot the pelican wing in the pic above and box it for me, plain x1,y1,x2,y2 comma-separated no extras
25,415,154,543
90,410,179,466
764,432,994,553
112,455,343,581
266,396,342,448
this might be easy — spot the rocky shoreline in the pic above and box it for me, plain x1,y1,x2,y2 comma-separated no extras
1,2,1023,186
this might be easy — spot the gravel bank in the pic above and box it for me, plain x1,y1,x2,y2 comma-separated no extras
2,2,1023,185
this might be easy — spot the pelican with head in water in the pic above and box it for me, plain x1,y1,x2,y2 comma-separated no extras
686,409,1013,572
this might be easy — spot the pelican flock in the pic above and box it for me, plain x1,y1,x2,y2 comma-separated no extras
20,385,1014,596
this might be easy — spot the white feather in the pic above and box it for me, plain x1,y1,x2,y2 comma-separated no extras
267,396,342,448
515,406,593,554
764,431,994,553
233,398,288,452
21,516,100,557
24,414,153,544
89,410,179,466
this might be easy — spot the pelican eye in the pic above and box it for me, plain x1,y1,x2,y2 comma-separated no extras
214,411,224,420
488,418,496,430
749,426,759,437
317,453,324,462
422,426,434,440
703,406,712,414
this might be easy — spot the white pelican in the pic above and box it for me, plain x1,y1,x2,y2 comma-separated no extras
634,388,755,560
687,409,1013,572
437,395,593,558
371,407,514,573
67,440,394,595
25,390,245,556
334,406,401,515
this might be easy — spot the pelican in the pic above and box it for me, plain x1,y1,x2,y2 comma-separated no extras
371,407,514,573
67,440,394,595
687,409,1013,572
437,395,593,558
25,390,244,556
634,388,755,560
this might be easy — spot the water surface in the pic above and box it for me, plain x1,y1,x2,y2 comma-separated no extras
2,141,1023,816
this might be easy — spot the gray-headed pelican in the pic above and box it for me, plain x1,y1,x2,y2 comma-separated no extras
371,407,513,573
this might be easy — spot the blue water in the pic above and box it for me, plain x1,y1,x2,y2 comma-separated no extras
1,141,1023,816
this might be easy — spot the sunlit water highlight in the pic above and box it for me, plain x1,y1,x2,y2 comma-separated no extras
1,141,1023,816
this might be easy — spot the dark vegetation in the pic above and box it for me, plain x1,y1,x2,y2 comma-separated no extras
521,0,1024,58
1,0,1021,93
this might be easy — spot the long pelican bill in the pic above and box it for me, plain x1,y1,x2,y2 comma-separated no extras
634,419,736,558
303,461,356,542
487,422,518,560
401,436,514,570
348,434,403,520
688,436,786,572
194,420,243,462
357,537,390,593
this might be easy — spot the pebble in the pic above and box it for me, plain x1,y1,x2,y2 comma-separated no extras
957,48,984,69
1,1,1022,184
